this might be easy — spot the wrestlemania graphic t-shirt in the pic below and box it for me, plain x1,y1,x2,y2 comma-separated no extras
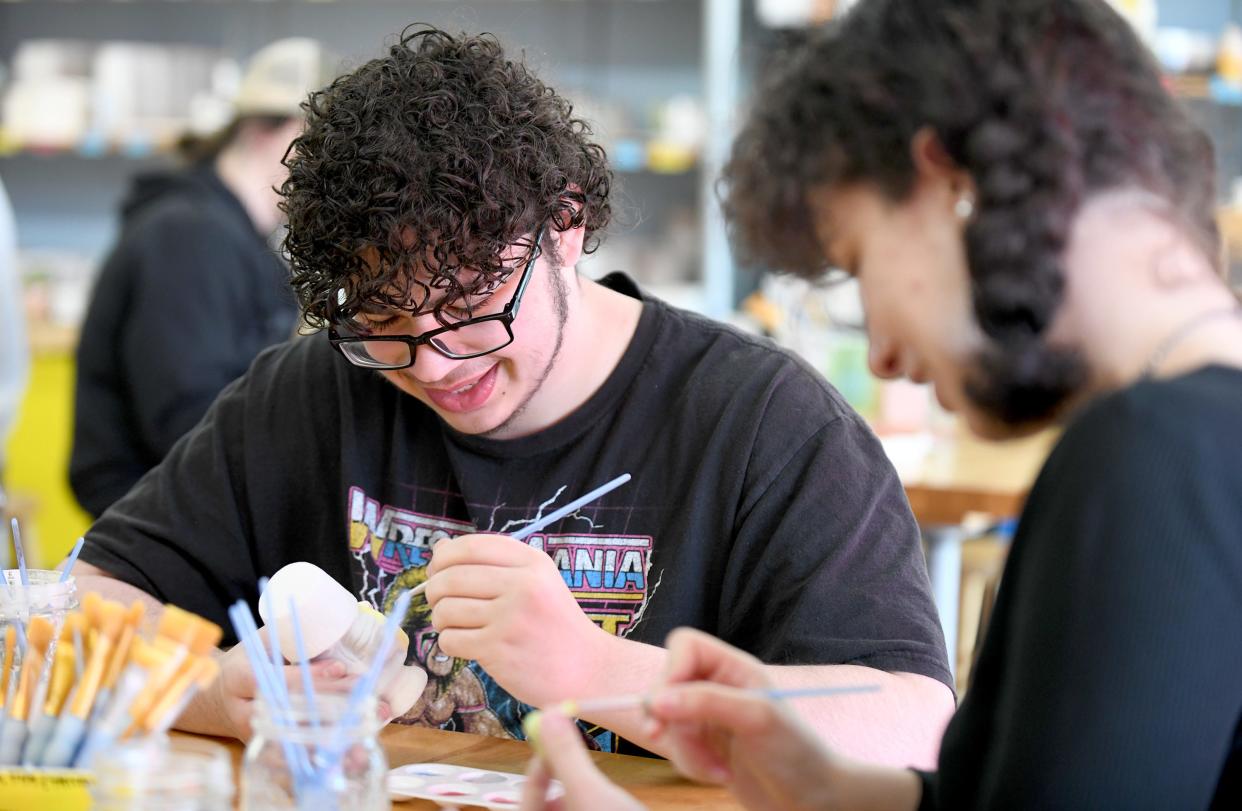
348,476,659,748
81,274,950,751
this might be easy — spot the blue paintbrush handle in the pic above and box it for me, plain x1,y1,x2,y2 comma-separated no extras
60,538,85,583
512,473,631,541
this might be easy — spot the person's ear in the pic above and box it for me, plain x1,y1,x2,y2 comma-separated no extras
548,224,586,268
548,190,587,267
911,127,976,221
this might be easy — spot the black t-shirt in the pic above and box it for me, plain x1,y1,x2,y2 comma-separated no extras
920,366,1242,809
82,274,949,750
71,164,297,518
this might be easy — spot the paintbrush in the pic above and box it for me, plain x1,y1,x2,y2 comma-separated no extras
410,473,632,597
22,614,83,765
521,684,884,745
550,684,881,718
40,600,125,767
0,626,15,712
0,616,54,764
59,538,85,583
90,601,145,728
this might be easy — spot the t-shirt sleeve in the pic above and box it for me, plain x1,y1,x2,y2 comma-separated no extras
78,347,269,640
716,378,951,688
931,396,1242,807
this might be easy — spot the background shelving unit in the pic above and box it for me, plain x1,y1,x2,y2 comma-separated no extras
0,0,751,315
0,0,755,558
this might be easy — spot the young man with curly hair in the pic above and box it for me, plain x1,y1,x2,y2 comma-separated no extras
69,25,954,762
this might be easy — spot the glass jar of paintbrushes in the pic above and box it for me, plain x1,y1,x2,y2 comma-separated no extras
0,568,78,621
243,690,388,811
0,568,79,659
0,525,225,809
0,522,81,654
92,735,234,810
230,583,416,811
0,523,83,765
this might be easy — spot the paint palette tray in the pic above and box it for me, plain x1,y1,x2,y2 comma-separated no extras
388,762,563,809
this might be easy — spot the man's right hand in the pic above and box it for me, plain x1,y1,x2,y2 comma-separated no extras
204,642,353,740
70,564,359,741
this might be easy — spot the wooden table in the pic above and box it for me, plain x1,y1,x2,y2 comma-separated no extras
880,427,1057,677
196,725,740,809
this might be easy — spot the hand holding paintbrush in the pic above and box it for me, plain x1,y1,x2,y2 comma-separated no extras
522,628,881,811
402,473,636,712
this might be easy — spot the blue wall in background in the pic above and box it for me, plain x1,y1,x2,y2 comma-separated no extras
1160,0,1237,31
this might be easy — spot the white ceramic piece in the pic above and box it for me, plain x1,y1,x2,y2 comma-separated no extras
258,561,357,660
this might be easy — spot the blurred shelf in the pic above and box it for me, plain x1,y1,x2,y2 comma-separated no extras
0,138,700,173
0,127,177,160
0,0,698,5
0,0,733,308
1167,73,1242,106
610,138,700,174
0,144,171,160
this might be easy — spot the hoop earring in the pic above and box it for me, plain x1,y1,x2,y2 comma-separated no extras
954,195,975,221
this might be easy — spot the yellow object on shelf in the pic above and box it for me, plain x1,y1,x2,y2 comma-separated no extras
645,141,698,174
0,768,92,811
1219,24,1242,85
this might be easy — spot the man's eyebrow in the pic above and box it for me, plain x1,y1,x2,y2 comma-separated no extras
356,286,471,318
357,300,397,316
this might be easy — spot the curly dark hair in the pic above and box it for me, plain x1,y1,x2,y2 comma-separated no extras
723,0,1218,427
281,24,612,329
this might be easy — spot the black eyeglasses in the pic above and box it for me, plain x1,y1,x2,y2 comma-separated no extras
328,226,546,370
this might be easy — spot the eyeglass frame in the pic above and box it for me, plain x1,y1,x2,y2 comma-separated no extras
327,224,547,370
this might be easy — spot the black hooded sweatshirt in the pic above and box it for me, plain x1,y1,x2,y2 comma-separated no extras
70,163,297,517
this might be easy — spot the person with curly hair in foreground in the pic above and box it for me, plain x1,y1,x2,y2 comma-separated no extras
66,25,955,759
522,0,1242,808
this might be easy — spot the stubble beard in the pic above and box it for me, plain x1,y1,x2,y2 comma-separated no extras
477,265,572,438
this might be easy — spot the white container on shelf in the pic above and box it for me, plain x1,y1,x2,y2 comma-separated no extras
2,78,90,149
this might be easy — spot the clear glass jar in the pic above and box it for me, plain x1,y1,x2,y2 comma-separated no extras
92,735,234,811
0,568,79,618
0,569,78,671
243,692,389,811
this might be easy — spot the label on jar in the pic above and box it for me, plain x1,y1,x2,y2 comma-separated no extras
0,767,92,811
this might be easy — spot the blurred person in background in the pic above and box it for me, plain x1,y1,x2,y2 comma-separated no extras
0,175,28,507
521,0,1242,808
69,38,336,518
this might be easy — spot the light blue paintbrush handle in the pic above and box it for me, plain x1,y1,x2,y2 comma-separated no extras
59,538,85,583
21,711,54,766
42,714,86,768
0,719,26,765
512,474,631,541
